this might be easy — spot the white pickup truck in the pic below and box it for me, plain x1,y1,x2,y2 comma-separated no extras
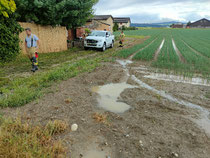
84,30,115,51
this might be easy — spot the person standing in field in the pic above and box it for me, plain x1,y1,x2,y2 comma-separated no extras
25,28,40,72
119,30,125,47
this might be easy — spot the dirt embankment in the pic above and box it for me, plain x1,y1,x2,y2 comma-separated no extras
1,57,210,158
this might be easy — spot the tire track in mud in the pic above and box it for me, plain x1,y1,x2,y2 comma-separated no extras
172,38,186,63
128,38,158,60
153,39,165,61
182,39,210,59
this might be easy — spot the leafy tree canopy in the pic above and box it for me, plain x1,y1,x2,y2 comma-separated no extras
15,0,98,28
0,0,16,17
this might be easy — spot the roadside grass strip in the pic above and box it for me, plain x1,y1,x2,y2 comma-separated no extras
0,58,103,107
132,37,164,61
0,48,97,87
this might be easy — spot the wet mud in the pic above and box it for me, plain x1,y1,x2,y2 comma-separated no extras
1,57,210,157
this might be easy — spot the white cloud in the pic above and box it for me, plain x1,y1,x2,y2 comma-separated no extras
94,0,210,23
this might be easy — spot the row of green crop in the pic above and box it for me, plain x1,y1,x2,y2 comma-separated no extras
172,33,210,78
151,31,188,72
116,36,156,58
172,29,210,58
132,36,163,61
115,29,210,79
115,29,164,58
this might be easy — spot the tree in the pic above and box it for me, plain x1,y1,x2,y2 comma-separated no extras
122,25,126,30
187,21,191,26
15,0,99,28
0,0,23,62
0,0,16,17
113,23,119,32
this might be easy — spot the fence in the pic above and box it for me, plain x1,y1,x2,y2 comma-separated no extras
19,22,68,54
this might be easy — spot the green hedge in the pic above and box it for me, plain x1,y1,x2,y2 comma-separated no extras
0,15,23,62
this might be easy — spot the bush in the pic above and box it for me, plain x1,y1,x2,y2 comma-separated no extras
122,26,136,31
85,28,91,34
0,15,23,62
113,23,119,32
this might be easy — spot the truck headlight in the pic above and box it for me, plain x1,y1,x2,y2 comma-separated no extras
98,40,103,43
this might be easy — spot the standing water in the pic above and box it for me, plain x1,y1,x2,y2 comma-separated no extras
117,59,210,136
92,83,137,113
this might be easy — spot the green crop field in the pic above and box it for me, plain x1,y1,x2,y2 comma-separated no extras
115,29,210,79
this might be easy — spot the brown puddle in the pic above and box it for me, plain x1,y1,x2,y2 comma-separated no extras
92,82,137,113
83,150,107,158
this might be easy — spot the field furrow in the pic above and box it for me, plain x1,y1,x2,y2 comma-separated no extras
132,37,164,61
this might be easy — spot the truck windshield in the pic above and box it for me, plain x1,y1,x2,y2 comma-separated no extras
89,31,106,37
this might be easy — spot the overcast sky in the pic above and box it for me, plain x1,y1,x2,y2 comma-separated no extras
94,0,210,23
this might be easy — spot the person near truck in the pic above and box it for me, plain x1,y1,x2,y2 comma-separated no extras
25,28,40,72
119,30,125,47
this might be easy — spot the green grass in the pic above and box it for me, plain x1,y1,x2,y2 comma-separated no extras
0,47,96,86
0,58,98,107
0,47,117,108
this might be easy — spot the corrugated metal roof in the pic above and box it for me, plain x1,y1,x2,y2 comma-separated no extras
92,15,113,20
114,17,131,23
189,18,210,27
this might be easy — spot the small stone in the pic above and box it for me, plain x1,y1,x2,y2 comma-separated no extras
139,140,144,147
126,134,130,137
172,152,179,157
71,124,78,131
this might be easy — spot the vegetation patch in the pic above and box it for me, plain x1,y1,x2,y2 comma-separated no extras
0,117,67,157
133,37,163,61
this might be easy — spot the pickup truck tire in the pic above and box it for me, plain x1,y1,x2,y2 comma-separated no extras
110,41,114,48
84,47,89,50
101,43,106,52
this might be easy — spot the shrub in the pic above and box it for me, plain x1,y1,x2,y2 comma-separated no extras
113,23,119,32
0,15,23,62
85,28,91,34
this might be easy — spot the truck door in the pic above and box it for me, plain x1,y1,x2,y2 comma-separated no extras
106,32,112,46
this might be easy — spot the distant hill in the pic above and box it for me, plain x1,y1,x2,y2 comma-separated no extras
131,21,186,28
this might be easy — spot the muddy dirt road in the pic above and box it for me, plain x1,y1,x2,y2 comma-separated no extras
1,41,210,157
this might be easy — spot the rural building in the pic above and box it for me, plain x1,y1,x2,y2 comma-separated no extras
171,23,184,28
188,18,210,28
85,20,111,32
85,15,114,32
113,17,131,28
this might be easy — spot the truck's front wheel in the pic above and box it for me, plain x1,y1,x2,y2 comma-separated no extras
110,41,114,48
101,43,106,51
84,47,89,50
